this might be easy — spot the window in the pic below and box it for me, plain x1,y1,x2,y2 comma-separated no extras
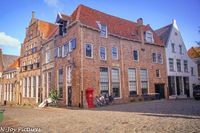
191,67,194,76
54,48,58,58
140,69,148,95
71,38,76,49
47,72,51,96
112,47,118,60
157,53,163,64
24,78,27,97
169,58,174,71
177,59,181,72
69,41,72,52
152,53,156,63
99,47,106,60
85,44,93,58
64,42,69,56
46,50,50,63
100,67,109,96
184,60,188,72
58,69,63,98
156,69,160,78
128,68,137,96
67,66,72,84
112,68,120,98
58,46,62,57
29,77,31,97
145,31,154,43
179,45,182,54
33,76,36,97
100,24,107,37
133,50,139,61
171,43,175,52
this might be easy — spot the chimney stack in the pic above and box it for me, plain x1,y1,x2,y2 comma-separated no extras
137,18,143,25
32,11,35,19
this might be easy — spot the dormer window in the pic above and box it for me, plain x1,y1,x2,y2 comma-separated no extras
145,31,154,43
100,24,107,37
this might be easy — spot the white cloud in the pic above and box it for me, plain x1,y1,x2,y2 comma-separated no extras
44,0,62,9
0,32,21,48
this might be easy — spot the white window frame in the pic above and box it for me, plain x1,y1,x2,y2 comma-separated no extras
99,46,107,60
145,30,154,43
99,67,109,96
85,43,93,58
152,53,157,63
111,67,122,99
140,68,149,95
100,24,107,38
169,58,174,71
128,68,138,96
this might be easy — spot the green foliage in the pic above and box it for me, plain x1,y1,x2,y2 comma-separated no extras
0,112,3,122
49,89,59,104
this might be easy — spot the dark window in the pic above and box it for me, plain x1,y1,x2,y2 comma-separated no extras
177,59,181,72
58,69,63,98
169,58,174,71
58,46,62,57
54,48,58,58
133,50,138,61
191,67,194,76
184,60,188,72
156,69,160,78
171,43,175,53
157,53,163,63
85,44,92,58
152,53,156,63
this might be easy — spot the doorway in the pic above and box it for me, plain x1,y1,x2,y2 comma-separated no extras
155,84,165,99
67,86,72,107
183,77,190,97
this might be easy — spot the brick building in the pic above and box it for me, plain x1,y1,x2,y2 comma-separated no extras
52,5,168,107
0,49,19,105
19,11,57,105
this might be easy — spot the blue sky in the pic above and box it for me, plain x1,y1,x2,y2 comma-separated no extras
0,0,199,55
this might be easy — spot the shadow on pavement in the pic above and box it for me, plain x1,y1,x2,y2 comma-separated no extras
89,99,200,117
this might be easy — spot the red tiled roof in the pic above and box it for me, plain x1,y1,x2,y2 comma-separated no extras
38,20,57,39
68,4,163,46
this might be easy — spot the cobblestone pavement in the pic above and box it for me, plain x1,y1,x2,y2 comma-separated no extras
1,99,200,133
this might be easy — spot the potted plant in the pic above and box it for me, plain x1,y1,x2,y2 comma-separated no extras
49,89,59,106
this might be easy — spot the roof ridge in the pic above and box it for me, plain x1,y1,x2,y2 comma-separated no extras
71,4,138,25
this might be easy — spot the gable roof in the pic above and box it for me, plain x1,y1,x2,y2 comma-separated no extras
155,24,172,45
188,47,200,58
2,54,19,70
61,4,163,46
4,58,20,72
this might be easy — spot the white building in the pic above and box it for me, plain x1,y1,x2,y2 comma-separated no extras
156,19,199,98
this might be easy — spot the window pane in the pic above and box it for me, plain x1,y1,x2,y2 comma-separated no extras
100,67,109,95
128,68,136,81
100,47,106,60
112,47,118,59
152,53,156,62
140,69,147,81
85,44,92,57
133,50,138,61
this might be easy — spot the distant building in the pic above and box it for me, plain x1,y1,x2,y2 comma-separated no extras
187,47,200,80
0,49,19,105
156,20,199,98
